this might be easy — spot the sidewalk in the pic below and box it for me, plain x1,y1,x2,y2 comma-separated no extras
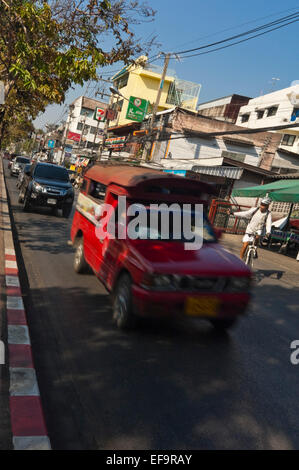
0,165,12,449
0,160,51,450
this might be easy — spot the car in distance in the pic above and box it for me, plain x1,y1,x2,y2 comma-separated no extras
18,162,74,217
10,156,31,177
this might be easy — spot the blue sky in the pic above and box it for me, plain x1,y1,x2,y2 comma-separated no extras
34,0,299,129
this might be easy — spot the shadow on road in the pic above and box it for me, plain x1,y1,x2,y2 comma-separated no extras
19,279,299,451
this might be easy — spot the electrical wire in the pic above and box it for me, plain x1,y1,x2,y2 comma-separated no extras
172,11,299,56
171,18,299,60
170,6,299,50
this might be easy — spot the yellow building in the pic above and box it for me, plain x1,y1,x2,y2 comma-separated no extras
110,56,201,127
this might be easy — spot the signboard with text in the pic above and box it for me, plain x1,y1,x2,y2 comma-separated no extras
67,131,81,142
126,96,149,122
105,136,126,148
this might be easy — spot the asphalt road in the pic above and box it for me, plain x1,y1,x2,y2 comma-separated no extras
4,162,299,450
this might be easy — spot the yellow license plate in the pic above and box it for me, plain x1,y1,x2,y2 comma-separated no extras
185,296,220,317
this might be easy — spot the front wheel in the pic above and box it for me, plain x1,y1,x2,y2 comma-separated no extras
244,247,254,267
23,191,31,212
73,238,88,273
113,274,136,330
62,204,73,218
18,191,24,203
210,318,237,330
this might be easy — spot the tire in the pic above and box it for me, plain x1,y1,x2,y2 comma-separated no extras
73,238,88,273
210,318,237,331
113,274,136,330
62,204,72,219
244,248,253,267
18,191,24,203
23,191,31,212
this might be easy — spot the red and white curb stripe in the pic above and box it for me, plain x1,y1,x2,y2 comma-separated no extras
2,165,51,450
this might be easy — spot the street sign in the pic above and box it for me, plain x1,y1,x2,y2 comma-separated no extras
94,107,106,122
126,96,149,122
48,140,55,148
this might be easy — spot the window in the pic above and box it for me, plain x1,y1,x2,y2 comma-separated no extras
241,114,250,123
291,107,299,121
90,126,97,135
34,164,69,181
89,181,107,201
267,106,278,117
77,122,83,131
80,107,94,118
114,73,128,90
222,150,246,163
256,110,264,119
281,134,296,146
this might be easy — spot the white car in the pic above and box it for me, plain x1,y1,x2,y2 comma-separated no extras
10,156,31,177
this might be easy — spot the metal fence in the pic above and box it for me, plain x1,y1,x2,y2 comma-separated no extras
208,199,250,234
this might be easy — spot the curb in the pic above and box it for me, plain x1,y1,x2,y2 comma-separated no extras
1,162,51,450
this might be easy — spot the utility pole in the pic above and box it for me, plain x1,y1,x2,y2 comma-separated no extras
98,93,115,161
78,111,88,149
61,106,74,165
142,52,171,161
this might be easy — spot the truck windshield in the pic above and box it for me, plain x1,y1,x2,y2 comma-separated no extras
127,207,217,243
16,157,30,164
34,165,69,181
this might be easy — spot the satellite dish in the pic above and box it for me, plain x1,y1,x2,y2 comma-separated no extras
290,80,299,86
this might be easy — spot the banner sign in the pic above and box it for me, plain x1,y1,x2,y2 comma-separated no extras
126,96,149,122
67,131,81,142
105,136,126,148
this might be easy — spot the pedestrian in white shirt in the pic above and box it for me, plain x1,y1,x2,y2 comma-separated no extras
229,197,272,260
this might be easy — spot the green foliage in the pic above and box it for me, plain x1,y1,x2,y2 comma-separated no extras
0,0,156,146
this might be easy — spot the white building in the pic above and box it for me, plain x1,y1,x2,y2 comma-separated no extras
63,96,107,154
236,85,299,173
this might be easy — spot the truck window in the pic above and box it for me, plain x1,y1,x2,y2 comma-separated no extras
89,180,107,201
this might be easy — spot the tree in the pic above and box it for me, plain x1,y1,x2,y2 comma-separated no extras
0,0,156,147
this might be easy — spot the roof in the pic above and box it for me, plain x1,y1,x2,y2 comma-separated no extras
276,148,299,158
271,172,299,179
84,163,215,195
223,157,277,177
192,165,243,180
197,94,251,108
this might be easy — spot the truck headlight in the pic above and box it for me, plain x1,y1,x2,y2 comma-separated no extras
32,182,43,192
228,277,251,292
141,273,176,291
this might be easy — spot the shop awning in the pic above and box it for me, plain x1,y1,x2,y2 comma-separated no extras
232,179,299,197
270,184,299,202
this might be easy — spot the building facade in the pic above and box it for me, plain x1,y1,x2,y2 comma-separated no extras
236,84,299,162
197,94,251,123
110,56,201,127
63,96,108,154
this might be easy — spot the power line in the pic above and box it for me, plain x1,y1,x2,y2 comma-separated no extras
121,122,299,147
172,11,299,56
170,6,299,50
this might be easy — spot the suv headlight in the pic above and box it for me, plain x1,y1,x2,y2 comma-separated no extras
228,277,251,292
32,182,43,192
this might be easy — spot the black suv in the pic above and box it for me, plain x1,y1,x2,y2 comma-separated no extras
18,162,74,218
